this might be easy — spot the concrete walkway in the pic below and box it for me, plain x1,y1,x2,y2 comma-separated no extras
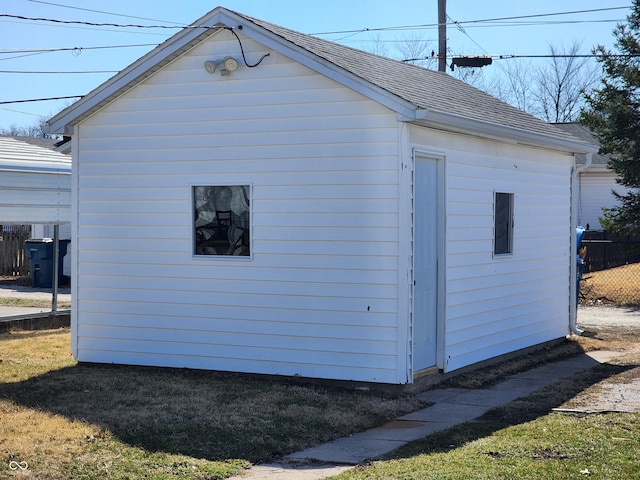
0,284,71,317
229,350,622,480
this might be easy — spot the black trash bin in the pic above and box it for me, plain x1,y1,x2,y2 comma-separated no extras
24,238,70,288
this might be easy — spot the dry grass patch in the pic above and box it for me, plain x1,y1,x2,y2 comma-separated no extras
581,262,640,305
0,297,71,309
0,328,423,479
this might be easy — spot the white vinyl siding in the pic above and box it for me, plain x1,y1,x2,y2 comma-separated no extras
0,137,71,224
578,170,630,230
409,126,573,373
73,32,403,383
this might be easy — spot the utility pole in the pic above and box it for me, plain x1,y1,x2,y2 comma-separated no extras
438,0,446,72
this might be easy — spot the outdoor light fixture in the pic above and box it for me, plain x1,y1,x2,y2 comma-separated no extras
204,60,216,74
222,56,239,73
203,56,239,76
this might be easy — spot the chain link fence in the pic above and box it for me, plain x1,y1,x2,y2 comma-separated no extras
579,230,640,306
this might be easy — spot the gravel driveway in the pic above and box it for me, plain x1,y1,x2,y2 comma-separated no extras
578,305,640,328
576,305,640,413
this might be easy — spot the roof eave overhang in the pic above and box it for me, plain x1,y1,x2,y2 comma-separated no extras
413,109,600,155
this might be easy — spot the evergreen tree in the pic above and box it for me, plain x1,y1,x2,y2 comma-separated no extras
581,0,640,237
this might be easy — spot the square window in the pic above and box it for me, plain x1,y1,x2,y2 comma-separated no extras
193,185,250,256
494,192,513,256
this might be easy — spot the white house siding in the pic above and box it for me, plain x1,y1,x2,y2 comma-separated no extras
408,126,573,373
0,171,70,224
578,170,629,230
0,137,71,224
72,32,405,383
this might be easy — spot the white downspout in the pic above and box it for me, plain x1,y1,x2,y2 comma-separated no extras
570,152,592,335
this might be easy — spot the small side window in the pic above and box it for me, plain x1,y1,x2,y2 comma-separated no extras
193,185,250,257
494,192,513,256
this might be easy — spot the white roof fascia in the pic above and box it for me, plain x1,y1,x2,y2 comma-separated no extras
415,109,599,155
46,11,228,135
0,165,71,175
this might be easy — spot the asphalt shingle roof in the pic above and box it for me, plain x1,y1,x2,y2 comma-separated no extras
47,6,592,151
552,123,609,165
240,11,582,143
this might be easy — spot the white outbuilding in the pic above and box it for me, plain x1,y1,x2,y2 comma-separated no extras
46,7,597,385
0,136,71,225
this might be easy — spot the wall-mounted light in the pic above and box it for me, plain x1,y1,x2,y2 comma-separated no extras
204,60,216,74
204,56,239,76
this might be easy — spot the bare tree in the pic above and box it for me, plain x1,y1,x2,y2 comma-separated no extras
1,108,69,139
365,33,391,58
482,41,599,122
533,42,600,122
394,33,435,69
483,59,538,114
0,124,29,136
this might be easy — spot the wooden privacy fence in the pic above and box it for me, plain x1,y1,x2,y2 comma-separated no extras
0,225,32,276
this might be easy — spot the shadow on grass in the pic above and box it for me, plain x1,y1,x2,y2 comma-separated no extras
0,361,420,464
380,358,635,461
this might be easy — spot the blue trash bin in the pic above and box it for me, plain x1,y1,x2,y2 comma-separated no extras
24,238,70,288
576,226,586,307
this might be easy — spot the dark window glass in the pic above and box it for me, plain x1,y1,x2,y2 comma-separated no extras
494,192,513,255
194,185,250,256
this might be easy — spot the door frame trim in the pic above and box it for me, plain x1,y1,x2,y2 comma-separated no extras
412,149,446,373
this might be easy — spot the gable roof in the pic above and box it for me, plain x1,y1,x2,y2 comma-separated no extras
46,6,596,154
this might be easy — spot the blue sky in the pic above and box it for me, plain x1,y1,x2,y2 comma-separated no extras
0,0,632,130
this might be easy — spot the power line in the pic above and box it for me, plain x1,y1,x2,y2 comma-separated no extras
401,53,640,63
497,54,640,59
0,13,213,29
0,96,82,105
0,6,629,35
0,44,158,55
454,6,629,26
27,0,188,26
311,6,629,36
0,17,168,36
0,106,44,117
0,70,118,74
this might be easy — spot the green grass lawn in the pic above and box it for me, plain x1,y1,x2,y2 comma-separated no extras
0,328,423,479
337,411,640,479
1,325,639,479
336,337,640,480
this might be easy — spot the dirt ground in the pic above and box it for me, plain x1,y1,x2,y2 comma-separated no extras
572,307,640,412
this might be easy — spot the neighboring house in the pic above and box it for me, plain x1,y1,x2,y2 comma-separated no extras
3,136,73,242
46,7,596,385
553,122,631,230
0,136,71,276
0,136,71,224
